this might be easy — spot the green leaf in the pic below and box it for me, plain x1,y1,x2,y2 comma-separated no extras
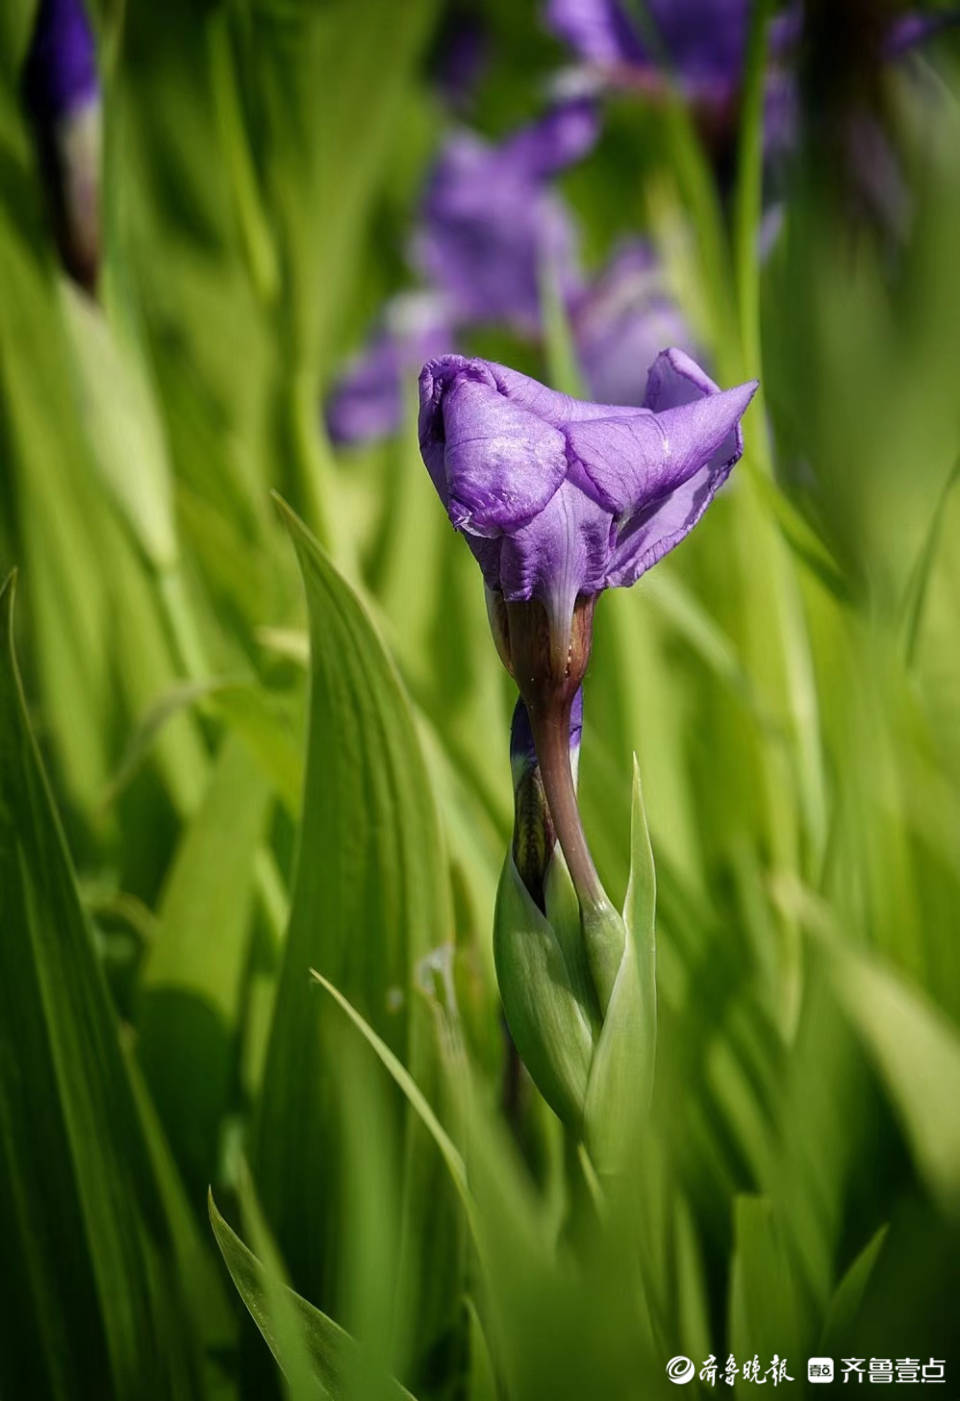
59,279,178,574
465,1297,498,1401
0,573,203,1399
821,1225,888,1351
728,1195,814,1367
209,1190,418,1401
899,453,960,666
813,924,960,1217
246,0,438,379
253,500,455,1322
138,732,275,1196
539,258,586,398
583,761,657,1175
732,0,772,376
624,757,657,972
0,0,37,91
308,970,470,1218
493,854,595,1129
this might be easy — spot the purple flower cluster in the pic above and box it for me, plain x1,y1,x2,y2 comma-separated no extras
327,2,956,450
544,0,957,159
326,96,695,445
326,99,615,446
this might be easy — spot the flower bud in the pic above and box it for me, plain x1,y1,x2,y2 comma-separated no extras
495,741,657,1162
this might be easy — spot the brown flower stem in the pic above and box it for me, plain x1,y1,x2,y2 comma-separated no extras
498,592,625,1009
529,699,624,1012
528,699,604,908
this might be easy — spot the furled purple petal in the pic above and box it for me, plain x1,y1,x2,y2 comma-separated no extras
24,0,99,121
327,294,453,446
412,104,593,333
603,348,757,586
441,382,569,536
481,360,642,427
418,356,568,534
564,411,667,514
565,371,754,516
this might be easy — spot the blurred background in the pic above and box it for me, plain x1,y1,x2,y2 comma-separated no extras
2,1,960,1397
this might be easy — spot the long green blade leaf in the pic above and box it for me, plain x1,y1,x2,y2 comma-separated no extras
0,572,203,1400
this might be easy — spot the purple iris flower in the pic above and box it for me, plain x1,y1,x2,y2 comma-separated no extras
571,241,696,407
23,0,100,289
23,0,99,121
411,100,598,334
326,294,454,446
418,349,757,636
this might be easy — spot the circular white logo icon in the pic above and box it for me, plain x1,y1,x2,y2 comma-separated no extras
666,1356,696,1384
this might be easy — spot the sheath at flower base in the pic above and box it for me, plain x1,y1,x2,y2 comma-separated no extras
419,348,756,1006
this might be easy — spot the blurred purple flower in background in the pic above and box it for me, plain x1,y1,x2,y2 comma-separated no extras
411,100,598,334
23,0,101,288
543,0,957,167
326,99,603,445
418,349,756,633
326,294,455,446
571,241,696,406
545,0,755,103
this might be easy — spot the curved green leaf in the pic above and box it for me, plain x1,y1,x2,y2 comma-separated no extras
210,1191,417,1401
583,760,657,1175
252,502,456,1333
0,573,203,1399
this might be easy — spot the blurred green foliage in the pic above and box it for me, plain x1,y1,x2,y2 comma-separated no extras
2,1,960,1397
